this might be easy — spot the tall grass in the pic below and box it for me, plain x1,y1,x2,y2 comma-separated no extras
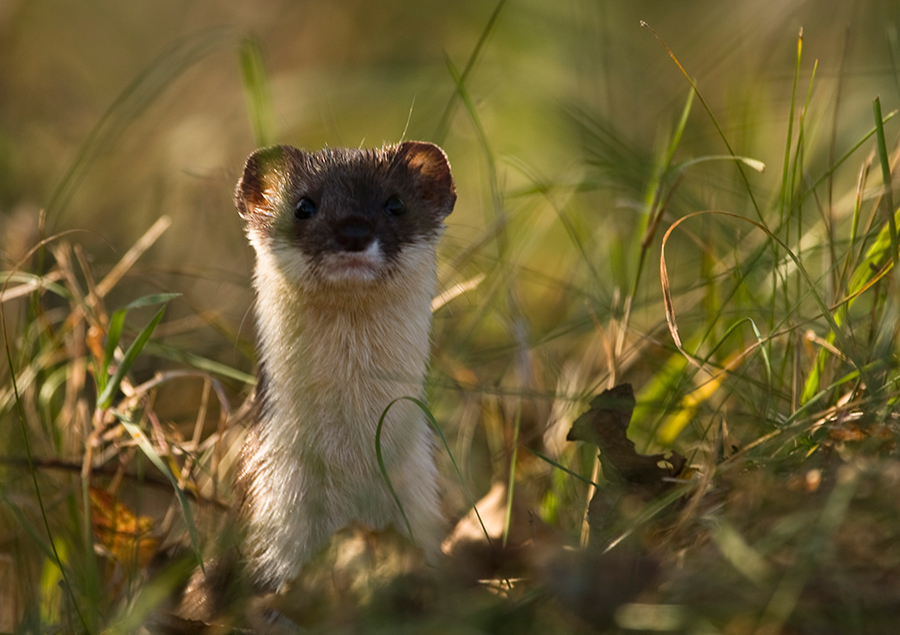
2,0,900,632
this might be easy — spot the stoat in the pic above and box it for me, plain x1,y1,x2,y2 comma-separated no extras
230,141,456,595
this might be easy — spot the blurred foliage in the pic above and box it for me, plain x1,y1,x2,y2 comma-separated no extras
3,0,900,632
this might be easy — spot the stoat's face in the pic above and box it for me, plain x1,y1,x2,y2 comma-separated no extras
235,142,456,288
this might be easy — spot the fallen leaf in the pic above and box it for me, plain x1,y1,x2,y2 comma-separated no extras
567,384,686,490
90,487,158,570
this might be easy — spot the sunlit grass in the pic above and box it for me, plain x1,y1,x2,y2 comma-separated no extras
2,1,900,633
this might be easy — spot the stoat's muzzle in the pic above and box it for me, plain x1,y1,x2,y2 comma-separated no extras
335,215,379,251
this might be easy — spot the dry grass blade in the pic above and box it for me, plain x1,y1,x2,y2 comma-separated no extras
659,220,694,368
94,215,171,299
6,6,900,633
0,272,66,303
432,273,485,312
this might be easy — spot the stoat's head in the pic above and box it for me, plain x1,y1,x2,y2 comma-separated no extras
235,141,455,288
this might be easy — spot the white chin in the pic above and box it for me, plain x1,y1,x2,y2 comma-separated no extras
320,240,383,284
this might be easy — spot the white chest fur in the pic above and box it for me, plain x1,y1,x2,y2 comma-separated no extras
240,244,442,590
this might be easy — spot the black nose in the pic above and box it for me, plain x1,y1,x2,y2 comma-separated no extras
335,218,374,252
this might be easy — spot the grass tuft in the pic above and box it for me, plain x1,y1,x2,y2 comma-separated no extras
4,3,900,633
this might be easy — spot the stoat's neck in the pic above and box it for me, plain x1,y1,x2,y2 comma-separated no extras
251,246,437,450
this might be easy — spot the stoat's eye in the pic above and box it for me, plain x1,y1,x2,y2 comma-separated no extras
295,197,318,220
384,195,406,216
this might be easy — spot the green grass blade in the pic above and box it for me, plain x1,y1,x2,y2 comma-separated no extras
888,25,900,101
125,292,182,310
780,29,803,217
802,203,900,403
797,109,897,210
1,291,93,633
238,38,275,147
143,342,257,385
662,211,863,385
873,97,898,268
99,309,126,395
45,29,240,229
664,88,695,167
377,396,493,546
434,0,508,144
100,294,180,394
525,447,600,488
104,557,197,635
0,489,56,562
119,417,203,570
758,466,859,632
374,399,415,541
444,54,507,260
848,208,900,297
98,306,165,409
641,21,764,223
655,317,767,445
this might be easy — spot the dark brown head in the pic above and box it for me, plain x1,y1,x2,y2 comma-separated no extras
235,141,455,287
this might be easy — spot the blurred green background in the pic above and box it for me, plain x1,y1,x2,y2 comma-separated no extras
3,0,900,516
3,0,898,396
2,0,900,630
3,0,898,273
3,0,900,544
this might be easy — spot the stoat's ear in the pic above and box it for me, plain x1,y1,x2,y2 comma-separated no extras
234,145,296,227
394,141,456,218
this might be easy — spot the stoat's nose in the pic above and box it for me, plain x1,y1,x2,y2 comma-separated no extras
334,217,374,252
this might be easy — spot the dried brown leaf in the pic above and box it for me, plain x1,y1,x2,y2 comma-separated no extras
567,384,686,490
